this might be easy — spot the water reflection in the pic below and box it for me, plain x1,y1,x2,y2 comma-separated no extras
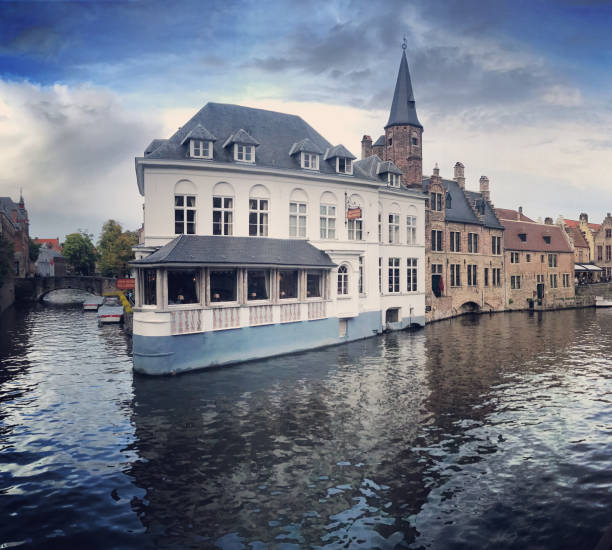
1,305,611,549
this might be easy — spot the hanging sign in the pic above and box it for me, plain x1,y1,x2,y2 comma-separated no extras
117,278,135,290
347,207,362,220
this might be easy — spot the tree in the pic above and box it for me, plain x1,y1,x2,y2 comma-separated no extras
62,231,97,275
28,238,41,262
97,220,138,277
0,236,15,287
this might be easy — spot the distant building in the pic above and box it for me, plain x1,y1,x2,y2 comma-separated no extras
36,245,67,277
0,194,32,278
500,216,574,309
593,212,612,280
34,238,62,254
558,214,600,263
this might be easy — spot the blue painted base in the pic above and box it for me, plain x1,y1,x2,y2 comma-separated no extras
133,310,408,375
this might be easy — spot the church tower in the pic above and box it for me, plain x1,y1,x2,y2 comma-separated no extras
384,41,423,187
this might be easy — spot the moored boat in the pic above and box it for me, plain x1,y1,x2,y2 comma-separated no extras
595,296,612,307
83,296,105,311
96,296,124,324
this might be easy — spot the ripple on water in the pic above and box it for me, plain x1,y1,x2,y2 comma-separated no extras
1,306,611,549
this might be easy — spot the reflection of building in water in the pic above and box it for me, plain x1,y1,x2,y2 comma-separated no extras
130,54,426,374
128,337,432,547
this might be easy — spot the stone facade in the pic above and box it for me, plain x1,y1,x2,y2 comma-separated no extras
383,125,423,187
593,213,612,280
0,195,32,279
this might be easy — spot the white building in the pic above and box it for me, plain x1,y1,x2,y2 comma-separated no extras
131,102,425,375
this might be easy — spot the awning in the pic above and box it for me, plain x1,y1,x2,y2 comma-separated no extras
131,235,337,268
575,263,604,272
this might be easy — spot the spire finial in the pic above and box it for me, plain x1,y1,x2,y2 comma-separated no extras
402,35,407,51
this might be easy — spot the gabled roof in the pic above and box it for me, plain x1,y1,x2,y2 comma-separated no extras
421,178,503,230
564,219,601,232
35,238,62,253
180,124,216,145
323,144,356,161
222,128,260,148
376,160,402,175
288,138,323,156
566,226,589,248
385,50,422,129
131,235,336,268
495,208,534,222
501,219,572,252
373,135,385,147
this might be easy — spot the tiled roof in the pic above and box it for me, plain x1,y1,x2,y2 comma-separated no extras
567,226,589,248
131,235,337,268
501,220,572,253
35,238,62,253
373,135,385,147
564,219,601,232
495,208,534,222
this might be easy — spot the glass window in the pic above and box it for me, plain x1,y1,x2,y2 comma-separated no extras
468,233,479,253
337,157,352,174
302,152,319,170
348,215,363,240
388,258,400,293
407,258,417,292
249,199,268,236
143,269,156,305
337,265,349,295
378,212,382,243
359,256,364,294
175,194,196,234
320,204,336,239
235,144,254,162
388,214,400,244
168,269,199,305
407,216,417,245
213,196,233,235
450,231,461,252
306,271,322,298
290,202,307,238
210,269,237,302
247,270,269,300
279,270,298,299
191,140,211,158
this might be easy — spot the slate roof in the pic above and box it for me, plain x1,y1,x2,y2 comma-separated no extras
288,138,323,156
495,208,534,222
373,135,385,147
501,220,572,253
131,235,337,268
222,128,260,148
386,50,422,129
324,144,356,160
143,102,365,179
180,124,216,145
376,160,402,175
421,178,504,230
144,139,167,156
0,197,27,230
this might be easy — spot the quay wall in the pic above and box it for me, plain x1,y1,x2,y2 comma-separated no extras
575,282,612,298
0,278,15,314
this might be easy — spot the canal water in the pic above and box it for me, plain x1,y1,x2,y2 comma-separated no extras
1,292,611,549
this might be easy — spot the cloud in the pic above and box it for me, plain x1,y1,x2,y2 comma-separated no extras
0,80,161,240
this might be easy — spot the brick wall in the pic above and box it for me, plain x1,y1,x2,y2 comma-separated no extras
384,125,423,187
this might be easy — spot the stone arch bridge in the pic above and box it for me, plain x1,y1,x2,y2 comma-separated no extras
16,276,120,302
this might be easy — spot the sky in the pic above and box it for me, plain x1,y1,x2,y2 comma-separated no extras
1,0,611,241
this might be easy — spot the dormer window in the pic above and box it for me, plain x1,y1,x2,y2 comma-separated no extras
301,152,319,170
388,173,400,188
337,157,352,174
543,235,551,244
518,233,527,242
235,144,254,163
190,140,212,159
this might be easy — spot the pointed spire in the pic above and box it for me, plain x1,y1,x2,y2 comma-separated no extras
385,42,422,129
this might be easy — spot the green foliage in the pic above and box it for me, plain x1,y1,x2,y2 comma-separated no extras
97,220,138,277
508,298,514,305
62,231,97,275
28,238,41,262
0,236,15,287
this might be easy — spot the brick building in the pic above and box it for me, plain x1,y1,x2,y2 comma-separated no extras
361,44,505,322
0,195,32,278
498,215,574,309
558,213,600,263
593,212,612,280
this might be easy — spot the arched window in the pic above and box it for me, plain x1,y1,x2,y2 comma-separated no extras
212,182,235,236
249,184,270,236
289,188,308,238
320,191,337,239
347,194,363,241
337,265,349,295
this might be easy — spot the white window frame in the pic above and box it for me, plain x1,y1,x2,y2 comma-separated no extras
301,152,319,170
388,213,400,244
337,265,349,296
234,144,254,163
359,256,365,295
347,215,363,241
388,173,400,187
212,195,233,236
336,157,353,175
320,204,336,239
190,140,212,159
249,198,269,237
174,194,196,235
388,257,400,293
407,215,417,245
407,258,417,292
289,201,307,238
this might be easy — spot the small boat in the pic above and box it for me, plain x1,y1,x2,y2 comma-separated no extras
595,296,612,307
83,296,105,311
96,296,124,325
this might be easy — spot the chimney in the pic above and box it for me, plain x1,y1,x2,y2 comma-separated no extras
579,212,588,224
479,175,490,202
454,162,465,190
361,135,372,160
544,217,553,225
517,206,523,220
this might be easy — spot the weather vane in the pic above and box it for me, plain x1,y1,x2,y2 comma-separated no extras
402,36,407,50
